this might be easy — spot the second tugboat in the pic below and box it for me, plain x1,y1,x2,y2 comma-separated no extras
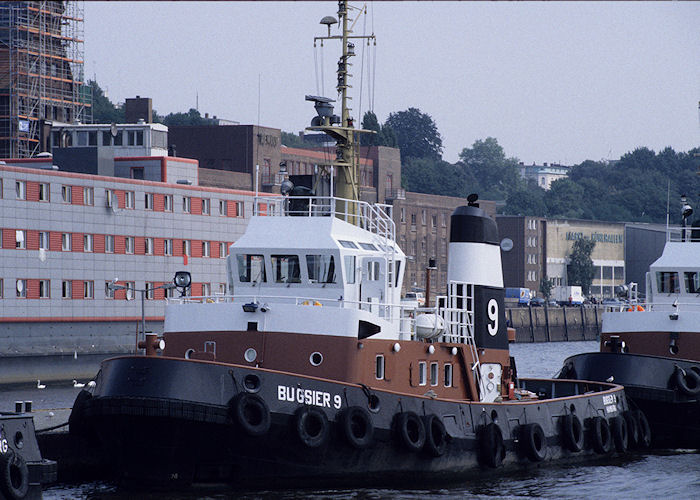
70,1,644,488
559,194,700,449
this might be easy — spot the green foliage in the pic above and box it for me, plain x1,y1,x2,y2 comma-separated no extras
280,131,307,148
401,157,473,197
504,186,547,216
360,111,398,147
161,108,207,127
539,277,554,299
567,239,596,295
458,137,524,200
88,80,124,123
385,108,443,161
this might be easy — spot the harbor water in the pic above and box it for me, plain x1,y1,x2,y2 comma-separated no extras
3,341,699,499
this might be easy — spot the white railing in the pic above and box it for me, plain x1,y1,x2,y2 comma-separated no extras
168,293,419,330
665,225,698,242
252,195,395,243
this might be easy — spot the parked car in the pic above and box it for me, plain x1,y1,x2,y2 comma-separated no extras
601,298,624,306
530,297,545,307
547,299,559,307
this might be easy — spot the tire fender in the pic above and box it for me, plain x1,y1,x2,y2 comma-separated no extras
561,414,584,453
477,422,505,468
395,412,425,452
0,450,29,500
520,422,547,462
422,414,448,457
339,406,374,449
230,392,271,437
295,407,330,448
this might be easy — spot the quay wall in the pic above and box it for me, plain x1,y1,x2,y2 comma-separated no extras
507,306,602,342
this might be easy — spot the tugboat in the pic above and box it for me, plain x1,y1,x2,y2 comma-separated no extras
0,403,57,500
70,1,640,488
558,194,700,449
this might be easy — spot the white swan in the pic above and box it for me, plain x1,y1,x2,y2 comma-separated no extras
87,380,96,388
37,379,46,389
73,379,85,388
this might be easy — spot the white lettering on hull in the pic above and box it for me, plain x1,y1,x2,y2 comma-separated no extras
278,385,342,409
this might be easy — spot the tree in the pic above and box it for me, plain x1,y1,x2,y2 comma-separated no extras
384,107,443,160
539,277,554,299
458,137,524,200
567,239,596,296
162,108,207,127
545,178,585,219
88,80,124,124
360,111,398,147
504,186,547,216
280,131,307,148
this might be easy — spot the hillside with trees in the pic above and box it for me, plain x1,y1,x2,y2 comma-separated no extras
88,80,699,224
360,107,699,224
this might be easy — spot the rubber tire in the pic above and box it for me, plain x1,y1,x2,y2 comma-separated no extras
478,422,505,468
423,414,448,457
295,407,330,448
674,366,700,397
609,415,628,453
68,389,93,437
520,422,547,462
0,450,29,500
230,392,271,437
395,412,425,452
623,411,639,449
588,416,612,454
634,410,652,448
339,406,374,449
561,414,584,453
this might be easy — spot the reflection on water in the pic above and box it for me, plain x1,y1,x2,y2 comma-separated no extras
5,341,698,500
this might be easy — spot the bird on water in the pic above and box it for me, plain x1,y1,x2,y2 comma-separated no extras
37,379,46,389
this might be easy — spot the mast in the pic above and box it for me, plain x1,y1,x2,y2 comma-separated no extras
306,1,375,219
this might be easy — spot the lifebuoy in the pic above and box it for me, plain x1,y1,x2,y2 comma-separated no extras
560,414,584,452
478,422,505,468
587,416,611,454
395,412,425,452
339,406,374,449
0,450,29,500
230,392,271,437
423,414,448,457
674,366,700,397
623,411,639,449
634,410,652,448
295,407,330,448
609,415,628,452
520,422,547,462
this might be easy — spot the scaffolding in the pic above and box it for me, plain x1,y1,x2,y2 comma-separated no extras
0,1,91,158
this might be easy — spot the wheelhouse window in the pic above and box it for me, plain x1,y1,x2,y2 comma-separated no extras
657,271,680,294
306,255,336,283
344,255,356,284
338,240,357,249
271,255,301,283
359,242,377,251
685,272,700,294
375,355,385,380
430,362,439,386
444,363,453,387
367,261,381,281
418,361,427,386
237,254,267,283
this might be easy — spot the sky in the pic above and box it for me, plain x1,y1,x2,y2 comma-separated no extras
83,1,700,166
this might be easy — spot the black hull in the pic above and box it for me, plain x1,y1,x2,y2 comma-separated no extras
558,352,700,449
72,356,634,488
0,413,57,500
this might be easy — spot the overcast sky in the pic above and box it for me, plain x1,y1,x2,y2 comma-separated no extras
84,1,699,166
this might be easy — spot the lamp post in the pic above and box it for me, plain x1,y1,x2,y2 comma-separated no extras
108,280,176,348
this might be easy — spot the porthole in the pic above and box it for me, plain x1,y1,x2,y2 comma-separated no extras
244,348,257,363
368,394,381,413
184,348,194,360
309,352,323,366
243,374,261,393
14,431,24,449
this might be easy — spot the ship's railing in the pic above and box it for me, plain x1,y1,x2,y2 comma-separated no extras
603,300,700,313
665,225,698,242
252,195,396,243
